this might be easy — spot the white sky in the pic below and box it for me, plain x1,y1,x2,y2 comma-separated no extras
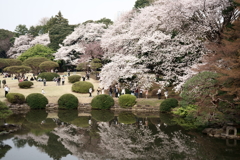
0,0,136,32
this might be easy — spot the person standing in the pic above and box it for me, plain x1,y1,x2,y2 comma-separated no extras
139,89,143,98
145,89,148,99
41,88,45,94
58,77,61,86
164,90,168,99
62,76,65,85
121,88,125,95
4,85,9,97
67,69,70,76
101,88,105,94
43,78,46,86
109,86,113,97
157,88,161,99
89,87,92,97
135,88,139,98
97,87,101,95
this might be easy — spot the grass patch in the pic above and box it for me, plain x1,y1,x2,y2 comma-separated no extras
136,99,163,106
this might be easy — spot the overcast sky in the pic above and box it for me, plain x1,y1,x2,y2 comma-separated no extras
0,0,136,32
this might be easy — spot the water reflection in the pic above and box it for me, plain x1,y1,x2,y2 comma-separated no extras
0,110,240,160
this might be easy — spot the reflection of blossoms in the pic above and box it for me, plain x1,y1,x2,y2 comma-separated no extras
98,123,197,159
14,133,49,146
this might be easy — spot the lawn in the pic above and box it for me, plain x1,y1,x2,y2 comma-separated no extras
0,72,165,106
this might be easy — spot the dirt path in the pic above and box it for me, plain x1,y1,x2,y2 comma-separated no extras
0,72,100,104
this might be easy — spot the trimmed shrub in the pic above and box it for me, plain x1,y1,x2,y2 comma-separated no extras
0,101,12,119
26,93,48,109
72,81,94,93
6,93,25,104
119,94,136,108
68,75,81,83
25,110,48,123
71,117,90,128
91,94,114,109
118,112,136,124
58,94,79,109
160,98,178,112
91,110,114,122
18,81,34,88
37,72,60,81
58,110,78,123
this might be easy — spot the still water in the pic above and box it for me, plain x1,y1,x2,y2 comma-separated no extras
0,110,240,160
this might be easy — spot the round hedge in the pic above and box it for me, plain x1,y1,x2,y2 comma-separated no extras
25,110,48,123
91,94,114,109
72,81,94,93
68,75,81,83
18,81,34,88
26,93,48,109
71,117,90,128
118,112,136,124
118,94,136,108
58,110,78,123
160,98,178,112
6,93,25,104
58,94,79,109
37,72,60,81
91,110,114,122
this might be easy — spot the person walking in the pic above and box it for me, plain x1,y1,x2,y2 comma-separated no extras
43,78,46,86
89,87,92,97
4,85,9,97
62,76,65,85
157,88,161,99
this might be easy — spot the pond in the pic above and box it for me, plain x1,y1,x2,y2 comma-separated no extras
0,110,240,160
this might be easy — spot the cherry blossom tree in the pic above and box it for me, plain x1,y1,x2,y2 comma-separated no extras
54,23,106,65
6,33,50,59
99,54,154,89
100,0,239,91
6,34,33,58
29,33,50,46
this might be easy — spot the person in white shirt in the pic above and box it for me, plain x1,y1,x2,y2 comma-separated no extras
89,87,92,97
42,88,45,94
157,88,161,99
4,85,9,97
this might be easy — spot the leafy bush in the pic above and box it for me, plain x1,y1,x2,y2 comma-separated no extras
0,101,12,119
58,94,79,109
118,112,136,124
37,72,60,81
25,110,48,123
160,98,178,112
6,93,25,104
172,105,198,117
58,110,78,123
72,81,94,93
91,110,114,122
91,94,114,109
68,75,81,83
119,94,136,108
26,93,48,109
18,81,34,88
